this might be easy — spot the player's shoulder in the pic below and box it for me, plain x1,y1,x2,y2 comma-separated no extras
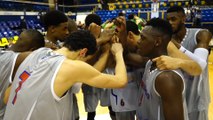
63,59,92,70
155,70,183,97
155,70,183,88
196,29,212,43
197,29,212,36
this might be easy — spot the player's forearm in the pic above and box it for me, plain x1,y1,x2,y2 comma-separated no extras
167,42,202,75
114,51,127,87
93,50,110,72
96,38,103,46
179,46,208,70
167,41,189,60
178,58,202,76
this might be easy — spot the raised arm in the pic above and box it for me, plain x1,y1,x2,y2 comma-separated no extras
81,43,127,88
93,43,110,71
155,71,184,120
54,43,127,97
88,22,101,39
96,29,114,46
114,16,127,48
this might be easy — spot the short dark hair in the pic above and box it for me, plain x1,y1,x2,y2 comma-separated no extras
64,30,97,56
26,29,45,49
146,18,173,39
68,19,78,33
12,29,44,52
126,21,140,35
128,14,135,20
85,14,102,27
42,10,68,30
167,6,185,15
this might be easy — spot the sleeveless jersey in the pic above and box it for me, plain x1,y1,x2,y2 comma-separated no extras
4,48,73,120
136,60,188,120
0,50,18,119
99,68,114,107
109,66,143,112
181,28,210,112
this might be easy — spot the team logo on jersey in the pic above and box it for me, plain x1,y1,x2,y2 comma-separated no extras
12,71,31,105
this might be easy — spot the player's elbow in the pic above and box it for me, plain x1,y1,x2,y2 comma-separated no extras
189,62,203,76
188,59,207,76
189,68,202,76
117,76,128,88
120,80,128,88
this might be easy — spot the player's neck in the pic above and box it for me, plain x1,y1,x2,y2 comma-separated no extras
55,47,79,60
45,33,57,44
173,27,187,43
8,44,23,52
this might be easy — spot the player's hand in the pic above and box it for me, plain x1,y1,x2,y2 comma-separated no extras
111,43,123,56
111,34,119,43
114,16,126,32
88,22,101,39
101,43,111,52
114,16,127,47
152,55,181,70
97,29,114,45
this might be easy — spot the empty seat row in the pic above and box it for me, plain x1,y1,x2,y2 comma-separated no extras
0,1,48,11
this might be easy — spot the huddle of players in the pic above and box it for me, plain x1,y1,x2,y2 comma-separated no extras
0,5,212,120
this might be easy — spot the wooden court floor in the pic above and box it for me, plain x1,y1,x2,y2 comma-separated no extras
77,49,213,120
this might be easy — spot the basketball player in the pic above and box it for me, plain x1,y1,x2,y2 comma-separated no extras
3,30,127,120
82,14,115,120
67,19,80,120
8,29,45,52
0,29,44,119
109,21,143,120
81,14,102,120
42,10,69,49
67,19,78,33
136,18,188,120
166,6,212,120
115,16,203,75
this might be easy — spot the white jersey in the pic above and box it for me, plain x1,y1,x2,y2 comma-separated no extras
0,50,19,119
181,28,210,112
4,48,73,120
109,66,143,112
136,60,188,120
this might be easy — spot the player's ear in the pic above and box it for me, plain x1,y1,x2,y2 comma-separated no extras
79,48,88,57
129,31,133,37
154,37,162,47
127,31,134,42
29,47,35,51
49,25,55,33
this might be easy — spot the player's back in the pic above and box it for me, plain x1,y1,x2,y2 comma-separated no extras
4,48,73,120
